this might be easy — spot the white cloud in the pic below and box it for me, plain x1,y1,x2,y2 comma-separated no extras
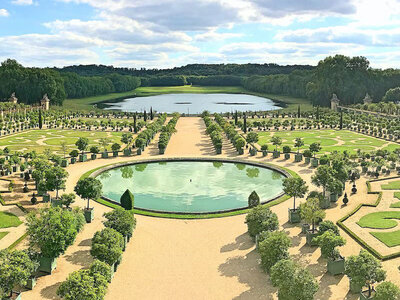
12,0,34,5
0,9,9,17
195,30,243,42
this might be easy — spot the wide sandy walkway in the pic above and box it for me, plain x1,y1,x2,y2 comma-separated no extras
18,117,400,300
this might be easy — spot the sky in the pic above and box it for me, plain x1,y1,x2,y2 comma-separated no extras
1,0,400,69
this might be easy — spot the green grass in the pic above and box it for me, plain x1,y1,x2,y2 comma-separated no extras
257,129,396,155
371,230,400,247
382,181,400,190
357,211,400,229
0,231,8,240
0,211,22,228
390,192,400,208
0,129,123,154
63,85,312,112
80,159,299,219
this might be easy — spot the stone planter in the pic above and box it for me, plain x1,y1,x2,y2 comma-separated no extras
305,157,311,164
238,148,244,155
38,256,57,274
362,166,368,173
101,152,109,159
262,150,267,157
42,193,51,203
79,154,87,162
51,198,63,207
137,148,142,155
91,154,97,160
159,148,165,155
12,166,18,172
327,257,345,275
273,151,280,158
301,223,310,234
320,196,330,209
216,147,222,154
113,151,119,157
70,157,77,164
306,230,319,246
284,153,290,160
288,208,301,223
8,291,21,300
349,280,363,294
84,208,94,223
311,158,319,167
26,276,37,290
360,290,375,300
250,148,257,156
61,159,69,167
329,193,338,202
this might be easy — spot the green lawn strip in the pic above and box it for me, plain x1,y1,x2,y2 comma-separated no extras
0,211,22,228
371,230,400,247
0,231,8,240
382,181,400,190
389,192,400,208
81,160,298,219
357,211,400,229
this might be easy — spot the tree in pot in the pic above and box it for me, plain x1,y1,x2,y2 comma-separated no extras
245,206,279,241
271,136,282,158
312,164,334,199
314,230,346,275
282,145,291,159
248,191,260,208
283,177,308,223
74,177,102,223
45,166,68,199
246,132,259,145
111,143,121,157
121,132,133,148
294,137,304,162
26,207,80,273
345,249,386,296
99,138,110,158
31,157,51,191
326,178,344,202
270,259,319,300
103,207,136,248
374,281,400,300
258,231,291,273
61,193,76,209
309,142,322,167
0,249,37,299
75,137,89,162
234,137,245,154
135,138,145,155
299,197,326,246
90,146,99,160
261,144,268,156
69,150,79,164
91,228,124,269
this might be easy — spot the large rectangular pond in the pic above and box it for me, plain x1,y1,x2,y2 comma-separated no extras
97,161,285,214
103,93,281,114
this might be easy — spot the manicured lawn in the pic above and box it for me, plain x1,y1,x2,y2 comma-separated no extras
390,192,400,208
382,181,400,190
0,231,9,240
63,85,312,112
357,211,400,229
0,212,22,228
257,129,398,155
371,230,400,247
0,129,123,154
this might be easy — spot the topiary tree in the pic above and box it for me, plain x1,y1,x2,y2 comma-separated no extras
91,228,124,266
271,136,282,152
26,207,79,259
245,206,279,240
318,220,340,235
111,143,121,152
246,132,259,144
312,165,334,197
120,189,134,210
258,231,291,273
0,249,37,299
309,142,322,158
103,207,136,238
313,230,346,260
89,260,112,283
375,281,400,300
57,268,108,300
74,177,102,210
294,137,304,153
270,259,319,300
283,177,308,210
121,133,133,146
248,191,260,208
299,197,326,232
45,166,68,199
61,193,76,209
345,250,386,297
75,137,89,156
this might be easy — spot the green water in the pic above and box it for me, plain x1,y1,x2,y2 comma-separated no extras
97,161,285,213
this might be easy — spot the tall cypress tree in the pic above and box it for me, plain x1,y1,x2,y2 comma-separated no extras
150,107,153,120
243,114,247,133
38,109,43,129
297,105,301,118
133,112,137,133
234,110,238,125
144,110,147,122
316,106,320,120
340,110,343,130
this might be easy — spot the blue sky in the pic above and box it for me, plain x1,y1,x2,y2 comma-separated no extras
1,0,400,68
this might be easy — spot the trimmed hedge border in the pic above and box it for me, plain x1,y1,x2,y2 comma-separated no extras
81,157,299,219
337,177,400,261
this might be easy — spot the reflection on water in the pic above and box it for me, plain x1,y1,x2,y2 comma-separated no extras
98,161,285,213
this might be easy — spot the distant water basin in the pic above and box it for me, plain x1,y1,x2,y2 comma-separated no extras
103,93,280,113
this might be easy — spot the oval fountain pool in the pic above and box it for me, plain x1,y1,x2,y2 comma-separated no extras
96,161,286,214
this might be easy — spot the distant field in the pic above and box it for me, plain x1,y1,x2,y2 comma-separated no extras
0,129,124,154
257,129,400,154
63,85,311,112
